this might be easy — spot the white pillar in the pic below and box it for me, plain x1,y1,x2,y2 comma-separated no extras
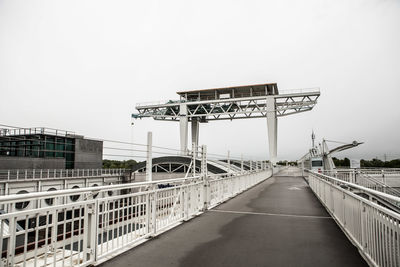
146,131,152,182
191,117,199,155
266,96,277,165
179,103,188,155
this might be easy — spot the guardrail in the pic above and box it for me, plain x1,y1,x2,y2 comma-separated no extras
278,87,320,95
0,169,272,266
307,170,400,267
323,169,400,199
0,168,126,181
134,88,321,108
0,127,76,137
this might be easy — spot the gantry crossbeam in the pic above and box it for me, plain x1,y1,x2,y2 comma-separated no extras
132,84,320,165
134,91,320,122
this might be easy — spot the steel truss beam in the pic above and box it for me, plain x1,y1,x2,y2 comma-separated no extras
134,92,320,122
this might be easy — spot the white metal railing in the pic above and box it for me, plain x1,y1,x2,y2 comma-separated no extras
278,87,320,95
134,88,321,109
307,170,400,267
0,169,271,266
323,169,400,199
0,168,126,181
0,127,76,137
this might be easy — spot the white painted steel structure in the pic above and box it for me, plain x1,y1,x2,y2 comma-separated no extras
133,85,320,164
307,170,400,267
0,169,273,266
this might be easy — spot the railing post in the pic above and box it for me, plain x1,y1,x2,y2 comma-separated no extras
184,185,189,220
360,202,366,251
382,170,386,184
145,193,151,235
7,217,16,265
201,145,210,210
152,185,157,235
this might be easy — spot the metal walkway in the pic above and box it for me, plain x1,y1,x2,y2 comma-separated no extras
99,168,367,267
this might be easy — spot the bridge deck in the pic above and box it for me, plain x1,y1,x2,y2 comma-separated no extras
100,168,367,267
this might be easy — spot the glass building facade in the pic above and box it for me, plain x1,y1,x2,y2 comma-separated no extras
0,128,76,169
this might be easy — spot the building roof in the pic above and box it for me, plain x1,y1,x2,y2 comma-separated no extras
176,83,278,95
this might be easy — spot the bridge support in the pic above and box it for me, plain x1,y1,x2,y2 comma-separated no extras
179,104,188,155
266,97,277,165
191,117,199,154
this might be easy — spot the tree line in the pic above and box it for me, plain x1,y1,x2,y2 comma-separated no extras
103,159,137,169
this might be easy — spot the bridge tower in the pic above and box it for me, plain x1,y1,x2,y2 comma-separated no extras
132,83,320,165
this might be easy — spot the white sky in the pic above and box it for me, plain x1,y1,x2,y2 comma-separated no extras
1,0,399,161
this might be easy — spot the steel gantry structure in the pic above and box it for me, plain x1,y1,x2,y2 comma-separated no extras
132,83,320,165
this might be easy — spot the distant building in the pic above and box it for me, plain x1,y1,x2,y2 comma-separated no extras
0,127,103,169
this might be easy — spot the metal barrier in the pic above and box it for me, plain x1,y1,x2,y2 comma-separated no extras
0,169,271,266
323,169,400,199
0,168,126,181
307,170,400,267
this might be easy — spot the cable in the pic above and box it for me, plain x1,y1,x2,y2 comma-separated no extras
1,123,254,161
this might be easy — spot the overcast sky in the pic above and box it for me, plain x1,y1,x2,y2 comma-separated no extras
1,0,399,161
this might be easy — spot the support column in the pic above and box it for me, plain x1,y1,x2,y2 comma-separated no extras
191,117,199,154
179,103,188,155
266,96,277,165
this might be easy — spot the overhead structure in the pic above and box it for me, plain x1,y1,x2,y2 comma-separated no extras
321,139,364,170
131,156,245,174
298,132,364,171
133,83,320,165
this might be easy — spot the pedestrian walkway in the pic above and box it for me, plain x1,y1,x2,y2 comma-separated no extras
100,168,367,267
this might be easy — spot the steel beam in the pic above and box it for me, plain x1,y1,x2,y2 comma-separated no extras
179,103,188,155
266,97,277,165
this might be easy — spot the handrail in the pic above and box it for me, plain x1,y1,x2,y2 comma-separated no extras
0,175,201,203
0,169,272,266
0,168,127,181
307,170,400,203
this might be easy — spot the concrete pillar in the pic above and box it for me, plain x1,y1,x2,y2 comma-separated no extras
146,131,152,182
179,103,188,155
266,96,277,165
191,117,199,154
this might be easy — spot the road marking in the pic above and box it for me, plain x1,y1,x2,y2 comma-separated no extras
288,186,302,190
210,209,332,219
